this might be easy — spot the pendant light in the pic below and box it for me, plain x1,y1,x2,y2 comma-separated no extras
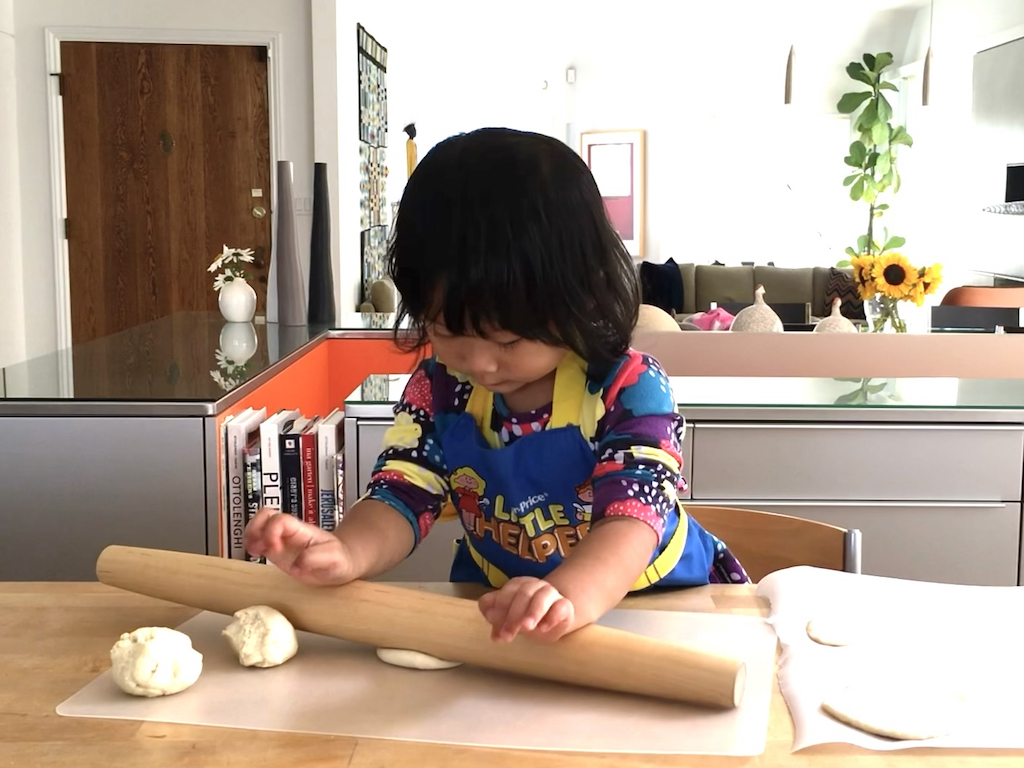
922,0,934,106
784,45,794,104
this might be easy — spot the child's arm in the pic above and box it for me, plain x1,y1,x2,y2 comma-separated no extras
245,361,450,584
479,515,658,641
244,499,415,584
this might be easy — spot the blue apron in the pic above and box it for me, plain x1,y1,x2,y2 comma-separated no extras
439,354,715,591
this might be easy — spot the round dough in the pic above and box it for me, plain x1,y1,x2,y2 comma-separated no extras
821,675,966,740
375,647,462,670
110,627,203,697
806,617,876,647
222,605,298,668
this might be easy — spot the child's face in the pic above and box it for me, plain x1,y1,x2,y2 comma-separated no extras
428,322,566,396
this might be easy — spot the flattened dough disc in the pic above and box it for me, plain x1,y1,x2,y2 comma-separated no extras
822,675,966,740
375,647,462,670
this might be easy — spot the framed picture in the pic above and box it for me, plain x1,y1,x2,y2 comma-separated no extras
579,129,645,258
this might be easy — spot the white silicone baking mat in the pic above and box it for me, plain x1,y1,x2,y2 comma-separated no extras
757,566,1024,751
58,608,776,755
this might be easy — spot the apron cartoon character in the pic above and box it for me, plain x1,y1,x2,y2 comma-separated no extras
439,354,715,591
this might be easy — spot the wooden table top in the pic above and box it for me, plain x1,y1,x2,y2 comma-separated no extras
2,582,1021,768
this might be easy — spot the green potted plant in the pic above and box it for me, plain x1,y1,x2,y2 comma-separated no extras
835,53,940,331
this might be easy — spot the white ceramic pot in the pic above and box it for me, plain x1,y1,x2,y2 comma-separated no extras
218,278,257,323
219,322,258,366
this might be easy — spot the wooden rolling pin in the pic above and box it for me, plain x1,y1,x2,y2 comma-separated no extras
96,545,746,709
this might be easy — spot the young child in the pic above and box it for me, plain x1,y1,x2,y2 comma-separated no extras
244,128,748,645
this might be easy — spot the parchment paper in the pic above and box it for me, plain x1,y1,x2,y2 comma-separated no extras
58,608,777,755
756,566,1024,751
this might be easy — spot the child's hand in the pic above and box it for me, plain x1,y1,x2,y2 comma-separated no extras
477,577,575,643
244,508,356,586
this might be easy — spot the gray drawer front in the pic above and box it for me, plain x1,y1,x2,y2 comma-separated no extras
690,423,1024,502
356,421,392,499
0,416,207,580
685,501,1021,587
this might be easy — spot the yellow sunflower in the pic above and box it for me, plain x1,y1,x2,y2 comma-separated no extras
907,263,943,306
849,255,877,300
871,252,918,300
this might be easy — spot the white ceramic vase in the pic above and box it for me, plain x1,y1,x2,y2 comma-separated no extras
219,322,258,366
218,278,257,323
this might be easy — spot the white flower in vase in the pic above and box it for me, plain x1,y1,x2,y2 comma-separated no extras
210,245,258,322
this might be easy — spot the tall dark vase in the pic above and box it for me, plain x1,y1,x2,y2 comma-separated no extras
308,162,336,324
275,160,307,326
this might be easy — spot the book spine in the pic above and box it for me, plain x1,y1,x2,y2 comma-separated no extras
260,421,284,511
226,426,248,560
300,431,318,526
244,439,263,563
280,433,302,518
318,424,339,531
335,452,345,525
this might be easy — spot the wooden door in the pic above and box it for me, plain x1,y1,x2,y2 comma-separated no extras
60,41,272,345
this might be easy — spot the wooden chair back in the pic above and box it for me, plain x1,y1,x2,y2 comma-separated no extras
686,505,858,583
940,286,1024,308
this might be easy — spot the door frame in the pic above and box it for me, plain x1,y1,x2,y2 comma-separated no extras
44,27,284,367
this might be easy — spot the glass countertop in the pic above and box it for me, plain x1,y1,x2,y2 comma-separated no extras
345,374,1024,411
0,312,403,403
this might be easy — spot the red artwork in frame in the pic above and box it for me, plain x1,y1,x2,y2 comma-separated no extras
579,130,645,258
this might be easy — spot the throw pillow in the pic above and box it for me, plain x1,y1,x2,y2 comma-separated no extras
825,267,865,320
639,258,684,314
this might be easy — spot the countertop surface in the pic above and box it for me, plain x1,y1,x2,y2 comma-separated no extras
0,311,402,415
2,581,1021,768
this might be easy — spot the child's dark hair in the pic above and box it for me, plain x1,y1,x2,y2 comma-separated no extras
388,127,640,373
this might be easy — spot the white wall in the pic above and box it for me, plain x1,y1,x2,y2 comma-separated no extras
345,0,925,270
12,0,315,357
0,0,26,369
895,0,1024,287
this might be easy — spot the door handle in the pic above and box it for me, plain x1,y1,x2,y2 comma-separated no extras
252,206,267,219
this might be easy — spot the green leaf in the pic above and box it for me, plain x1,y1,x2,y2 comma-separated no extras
876,153,891,177
838,91,872,114
846,62,874,86
835,377,867,383
885,169,897,188
895,171,902,194
837,259,852,268
857,102,878,133
849,141,867,165
863,53,877,71
882,236,906,251
845,247,858,257
890,126,913,147
866,381,889,394
874,52,894,71
875,203,890,210
878,81,899,91
863,185,878,204
834,390,867,405
843,173,859,186
871,120,890,147
877,94,893,123
850,177,865,201
866,151,879,169
857,235,870,252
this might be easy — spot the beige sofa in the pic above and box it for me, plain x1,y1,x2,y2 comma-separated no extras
675,263,845,317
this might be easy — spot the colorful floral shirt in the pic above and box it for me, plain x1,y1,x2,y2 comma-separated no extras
363,350,687,547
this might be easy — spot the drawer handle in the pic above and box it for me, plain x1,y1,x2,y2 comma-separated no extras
696,423,1023,432
686,500,1009,509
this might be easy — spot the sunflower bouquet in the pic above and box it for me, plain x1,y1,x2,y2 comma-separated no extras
849,251,943,333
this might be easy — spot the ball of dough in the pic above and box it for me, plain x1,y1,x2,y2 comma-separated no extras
376,647,462,670
222,605,298,668
110,627,203,697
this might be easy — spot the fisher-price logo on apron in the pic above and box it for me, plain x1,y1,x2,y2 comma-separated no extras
450,467,593,564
